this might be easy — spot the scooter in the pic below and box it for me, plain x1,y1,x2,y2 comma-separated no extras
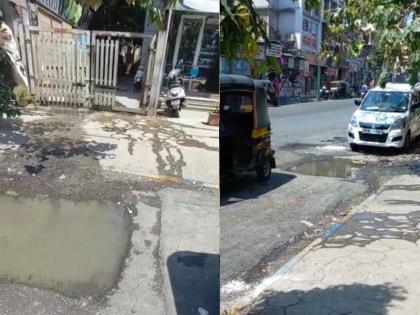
318,86,330,100
132,65,144,92
165,69,186,117
360,85,369,99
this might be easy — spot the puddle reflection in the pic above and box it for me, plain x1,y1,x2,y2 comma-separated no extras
0,195,130,297
288,159,365,179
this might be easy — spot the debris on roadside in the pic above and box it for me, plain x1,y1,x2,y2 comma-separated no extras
300,220,314,227
6,190,19,197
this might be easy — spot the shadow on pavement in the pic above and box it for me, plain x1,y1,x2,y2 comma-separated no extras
167,251,219,315
247,283,406,315
356,135,420,156
221,172,296,206
0,118,28,146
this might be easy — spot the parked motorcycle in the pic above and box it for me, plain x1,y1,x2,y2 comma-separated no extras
165,69,186,117
132,65,144,92
318,86,330,100
360,85,369,99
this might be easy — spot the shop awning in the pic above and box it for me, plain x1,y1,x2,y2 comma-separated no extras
175,0,219,13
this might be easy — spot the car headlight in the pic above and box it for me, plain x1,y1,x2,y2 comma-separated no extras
391,118,406,130
350,117,358,127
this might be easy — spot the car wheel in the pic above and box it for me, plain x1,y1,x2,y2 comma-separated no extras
350,143,359,152
402,131,411,153
256,158,271,181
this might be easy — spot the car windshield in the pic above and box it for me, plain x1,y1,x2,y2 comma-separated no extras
360,91,409,113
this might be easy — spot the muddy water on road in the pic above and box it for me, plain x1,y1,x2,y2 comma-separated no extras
0,195,130,297
287,159,366,179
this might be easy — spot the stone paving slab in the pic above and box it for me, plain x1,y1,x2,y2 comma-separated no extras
243,175,420,315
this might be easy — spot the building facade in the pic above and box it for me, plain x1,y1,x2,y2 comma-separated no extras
254,0,322,97
254,0,366,96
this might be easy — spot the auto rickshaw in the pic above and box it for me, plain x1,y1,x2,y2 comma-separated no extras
329,80,349,99
220,74,276,181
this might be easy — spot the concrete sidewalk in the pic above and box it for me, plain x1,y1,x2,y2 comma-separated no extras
233,175,420,315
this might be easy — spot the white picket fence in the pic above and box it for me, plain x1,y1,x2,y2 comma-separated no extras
30,29,90,106
15,26,154,110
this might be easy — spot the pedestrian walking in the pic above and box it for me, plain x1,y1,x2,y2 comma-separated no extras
273,76,281,105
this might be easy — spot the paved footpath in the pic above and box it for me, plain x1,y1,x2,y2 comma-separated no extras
231,174,420,315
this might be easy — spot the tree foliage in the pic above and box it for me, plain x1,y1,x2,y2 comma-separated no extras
220,0,280,78
0,47,21,118
135,0,177,30
84,0,177,30
324,0,419,86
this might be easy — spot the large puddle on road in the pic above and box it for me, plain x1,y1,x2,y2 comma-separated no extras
287,159,365,179
0,195,130,297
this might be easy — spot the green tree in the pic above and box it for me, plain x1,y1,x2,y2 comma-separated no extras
220,0,280,78
136,0,177,30
322,0,419,86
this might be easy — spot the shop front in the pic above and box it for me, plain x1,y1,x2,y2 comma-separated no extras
302,51,318,95
279,53,305,99
347,59,361,88
166,0,218,94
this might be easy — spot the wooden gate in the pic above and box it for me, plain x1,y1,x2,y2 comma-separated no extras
91,32,119,108
27,27,90,106
19,26,154,111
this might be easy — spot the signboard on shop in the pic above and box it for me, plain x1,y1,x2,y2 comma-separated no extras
266,43,282,58
302,18,318,51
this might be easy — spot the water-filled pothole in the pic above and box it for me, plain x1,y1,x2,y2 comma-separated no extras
0,195,131,297
287,159,366,179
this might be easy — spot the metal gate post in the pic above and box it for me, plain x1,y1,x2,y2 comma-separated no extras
147,8,173,116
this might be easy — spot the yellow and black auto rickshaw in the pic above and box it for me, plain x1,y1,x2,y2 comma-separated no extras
220,74,276,181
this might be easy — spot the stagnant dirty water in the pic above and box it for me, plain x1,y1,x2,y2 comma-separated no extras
0,194,130,297
287,159,366,179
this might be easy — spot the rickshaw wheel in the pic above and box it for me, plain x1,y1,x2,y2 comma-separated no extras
256,158,271,181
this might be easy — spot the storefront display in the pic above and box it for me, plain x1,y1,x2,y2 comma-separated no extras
197,17,218,69
171,13,218,93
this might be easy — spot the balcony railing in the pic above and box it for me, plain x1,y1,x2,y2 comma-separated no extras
35,0,62,16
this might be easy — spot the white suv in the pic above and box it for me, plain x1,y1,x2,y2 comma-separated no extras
348,83,420,151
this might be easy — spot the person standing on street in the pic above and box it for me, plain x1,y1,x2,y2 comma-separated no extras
273,75,281,106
